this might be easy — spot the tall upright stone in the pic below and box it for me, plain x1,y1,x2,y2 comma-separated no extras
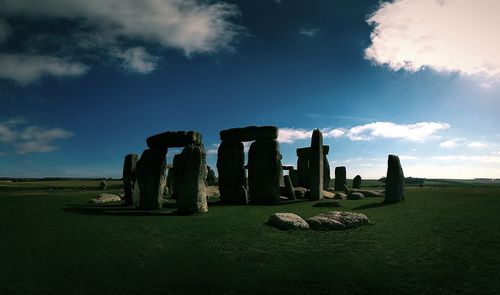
283,175,296,200
296,147,310,188
174,144,208,214
248,139,282,203
385,155,405,203
309,129,323,200
136,148,167,209
353,175,362,189
217,140,248,204
206,166,217,186
323,145,330,190
334,166,347,191
122,154,139,206
289,169,298,187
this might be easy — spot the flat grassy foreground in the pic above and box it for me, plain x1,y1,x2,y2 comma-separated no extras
1,185,500,294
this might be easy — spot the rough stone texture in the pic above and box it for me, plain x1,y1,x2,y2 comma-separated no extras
347,192,365,200
166,164,175,196
352,189,383,197
289,169,298,187
136,148,167,210
220,126,278,142
89,193,122,204
147,131,202,148
334,166,347,191
283,175,296,200
309,129,324,201
294,187,307,199
248,139,282,204
353,175,362,189
306,211,370,230
385,154,405,203
206,166,217,186
296,155,310,189
323,155,330,190
268,213,310,230
122,154,139,206
217,141,248,204
343,184,351,194
333,193,347,200
323,190,335,199
173,144,208,214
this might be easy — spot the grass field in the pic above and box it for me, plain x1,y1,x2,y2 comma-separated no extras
1,182,500,294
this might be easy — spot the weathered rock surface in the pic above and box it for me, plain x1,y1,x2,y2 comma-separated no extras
206,166,217,186
385,154,405,203
352,175,362,189
296,153,310,188
147,131,201,148
306,211,369,230
89,193,122,204
289,169,298,187
323,155,331,190
248,139,282,204
323,190,335,199
334,166,347,191
217,141,248,204
174,145,208,214
347,192,365,200
122,154,139,206
283,175,296,200
136,148,167,210
220,126,278,142
268,213,310,230
309,129,323,200
333,193,347,200
294,187,308,199
352,189,383,197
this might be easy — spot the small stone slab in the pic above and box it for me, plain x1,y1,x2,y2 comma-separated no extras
89,193,122,204
306,211,369,230
268,213,310,230
352,189,383,197
296,145,330,157
333,193,347,200
294,187,307,199
347,192,365,200
147,131,201,148
220,126,278,142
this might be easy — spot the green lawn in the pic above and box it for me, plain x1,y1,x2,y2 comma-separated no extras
1,184,500,294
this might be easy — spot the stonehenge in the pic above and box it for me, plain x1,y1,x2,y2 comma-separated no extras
352,175,362,189
217,126,282,204
133,131,208,213
385,154,405,203
334,166,347,191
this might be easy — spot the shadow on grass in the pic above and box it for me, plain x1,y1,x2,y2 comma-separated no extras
352,201,396,210
63,205,184,217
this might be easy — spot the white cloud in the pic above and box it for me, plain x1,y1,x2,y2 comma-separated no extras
0,118,73,154
116,47,159,74
467,141,488,148
0,54,88,85
365,0,500,83
347,121,450,141
278,127,344,144
0,19,9,43
299,27,319,37
439,138,465,148
1,0,242,56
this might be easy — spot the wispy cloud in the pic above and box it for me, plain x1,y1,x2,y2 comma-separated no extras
347,121,450,141
0,0,244,84
0,118,73,154
440,138,489,149
365,0,500,85
278,127,344,144
299,27,319,37
0,54,88,85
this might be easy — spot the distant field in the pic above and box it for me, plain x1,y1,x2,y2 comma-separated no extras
1,181,499,294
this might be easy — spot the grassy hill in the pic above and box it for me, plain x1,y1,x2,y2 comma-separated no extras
1,182,499,294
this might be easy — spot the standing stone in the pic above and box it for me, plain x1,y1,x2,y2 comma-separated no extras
136,148,167,209
248,139,282,204
334,166,347,191
122,154,139,206
385,154,405,203
353,175,362,189
323,146,331,190
309,129,323,200
296,148,310,188
206,166,217,186
174,144,208,214
283,175,296,200
217,141,248,204
289,169,298,187
166,165,174,195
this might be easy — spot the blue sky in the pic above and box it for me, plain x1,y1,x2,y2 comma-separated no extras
1,0,500,179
